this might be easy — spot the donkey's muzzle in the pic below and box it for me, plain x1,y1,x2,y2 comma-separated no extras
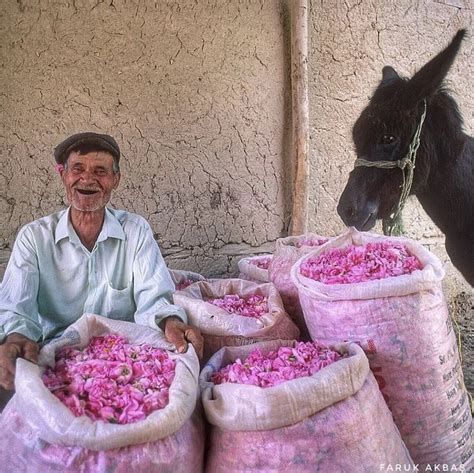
337,187,379,231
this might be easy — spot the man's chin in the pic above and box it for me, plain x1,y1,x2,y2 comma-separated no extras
70,200,108,213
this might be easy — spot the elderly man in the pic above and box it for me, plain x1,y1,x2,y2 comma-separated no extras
0,132,203,397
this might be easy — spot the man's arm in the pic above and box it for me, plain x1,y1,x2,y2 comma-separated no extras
0,226,42,388
131,222,203,358
0,226,42,343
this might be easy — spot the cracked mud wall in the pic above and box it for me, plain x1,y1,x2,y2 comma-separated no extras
0,0,291,276
1,0,472,389
1,0,473,287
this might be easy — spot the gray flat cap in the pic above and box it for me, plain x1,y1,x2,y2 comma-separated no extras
54,132,120,165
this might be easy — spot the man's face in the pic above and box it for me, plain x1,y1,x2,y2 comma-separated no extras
61,151,120,212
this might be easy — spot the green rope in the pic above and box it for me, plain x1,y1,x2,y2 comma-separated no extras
354,101,427,236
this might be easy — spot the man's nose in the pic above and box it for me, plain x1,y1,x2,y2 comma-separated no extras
79,169,96,181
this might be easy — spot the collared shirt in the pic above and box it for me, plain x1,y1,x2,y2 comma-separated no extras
0,207,186,344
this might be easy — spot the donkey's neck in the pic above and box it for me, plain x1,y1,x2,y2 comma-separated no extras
415,95,473,237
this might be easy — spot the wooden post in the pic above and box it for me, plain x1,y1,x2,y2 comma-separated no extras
289,0,310,236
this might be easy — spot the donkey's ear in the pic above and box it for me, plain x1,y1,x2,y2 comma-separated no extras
381,66,400,84
404,29,466,103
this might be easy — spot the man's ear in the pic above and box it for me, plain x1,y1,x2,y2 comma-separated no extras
113,172,121,189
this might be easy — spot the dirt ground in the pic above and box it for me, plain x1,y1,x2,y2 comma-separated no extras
449,290,474,398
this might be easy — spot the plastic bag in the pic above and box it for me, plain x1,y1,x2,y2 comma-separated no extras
201,340,413,472
173,279,299,362
0,314,204,472
291,228,473,471
237,254,273,283
269,233,329,340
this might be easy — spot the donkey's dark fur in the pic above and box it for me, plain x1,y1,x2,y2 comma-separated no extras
337,30,474,286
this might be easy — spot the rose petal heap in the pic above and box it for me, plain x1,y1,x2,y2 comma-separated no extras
42,334,176,424
211,341,341,388
249,256,272,270
300,241,422,284
207,294,268,318
294,238,328,248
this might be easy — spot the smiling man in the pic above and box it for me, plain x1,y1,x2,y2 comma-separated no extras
0,132,203,398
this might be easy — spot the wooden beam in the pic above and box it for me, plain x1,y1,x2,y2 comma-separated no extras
289,0,310,236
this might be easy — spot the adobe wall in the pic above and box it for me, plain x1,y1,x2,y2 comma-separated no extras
0,1,472,289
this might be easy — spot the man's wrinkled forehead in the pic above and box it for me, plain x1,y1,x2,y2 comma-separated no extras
67,150,116,168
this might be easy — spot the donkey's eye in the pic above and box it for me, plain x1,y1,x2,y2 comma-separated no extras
380,134,397,145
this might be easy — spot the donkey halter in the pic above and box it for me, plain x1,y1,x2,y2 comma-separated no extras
352,100,427,236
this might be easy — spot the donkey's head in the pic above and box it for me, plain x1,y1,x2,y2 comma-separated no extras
337,29,466,231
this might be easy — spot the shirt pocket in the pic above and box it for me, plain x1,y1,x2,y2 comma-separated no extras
103,283,137,320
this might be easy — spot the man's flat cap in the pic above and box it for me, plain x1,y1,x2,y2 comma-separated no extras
54,132,120,165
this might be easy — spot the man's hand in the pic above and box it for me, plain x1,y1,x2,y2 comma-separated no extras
0,333,39,390
162,317,204,359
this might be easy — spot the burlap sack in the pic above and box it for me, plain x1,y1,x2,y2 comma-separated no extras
200,340,413,472
291,228,473,471
269,233,329,340
173,279,299,362
169,268,206,289
237,254,273,283
0,314,204,472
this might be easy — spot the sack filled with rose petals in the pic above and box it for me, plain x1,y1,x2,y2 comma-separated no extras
173,279,299,363
291,228,473,471
238,254,273,283
200,340,413,472
169,268,206,290
269,233,329,340
0,314,204,473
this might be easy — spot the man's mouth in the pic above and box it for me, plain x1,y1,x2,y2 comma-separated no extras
75,188,100,195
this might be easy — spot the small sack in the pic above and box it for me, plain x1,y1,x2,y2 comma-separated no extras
169,268,206,290
269,233,329,339
200,340,413,472
0,314,204,473
291,228,473,471
237,254,273,283
173,279,299,362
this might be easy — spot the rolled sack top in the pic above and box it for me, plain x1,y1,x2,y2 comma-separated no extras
291,227,445,301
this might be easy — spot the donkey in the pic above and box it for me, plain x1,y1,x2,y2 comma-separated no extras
337,30,473,286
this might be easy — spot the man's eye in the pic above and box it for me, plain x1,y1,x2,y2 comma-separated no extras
380,134,397,145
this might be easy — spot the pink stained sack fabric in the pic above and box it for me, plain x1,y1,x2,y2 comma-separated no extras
169,268,206,290
0,400,205,473
237,254,273,283
268,233,329,340
291,228,473,471
200,340,413,472
0,314,204,472
173,279,300,363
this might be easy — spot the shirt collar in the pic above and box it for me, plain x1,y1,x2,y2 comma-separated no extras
97,208,125,242
55,207,125,245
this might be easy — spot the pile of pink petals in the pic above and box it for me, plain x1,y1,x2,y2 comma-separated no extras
294,238,328,248
42,334,176,424
211,341,342,388
207,294,269,318
300,241,422,284
249,256,272,270
176,279,196,290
